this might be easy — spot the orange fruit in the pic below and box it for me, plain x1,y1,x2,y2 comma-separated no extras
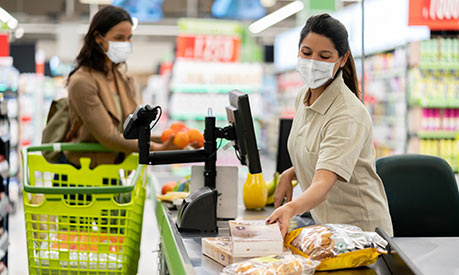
161,128,174,143
161,181,176,195
170,122,188,134
188,128,203,142
173,131,190,149
188,128,204,148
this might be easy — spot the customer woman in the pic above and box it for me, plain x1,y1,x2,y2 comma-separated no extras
65,6,177,168
267,14,393,237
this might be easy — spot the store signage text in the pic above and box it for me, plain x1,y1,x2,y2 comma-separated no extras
176,35,241,62
409,0,459,30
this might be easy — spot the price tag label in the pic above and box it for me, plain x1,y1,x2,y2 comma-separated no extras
176,35,241,62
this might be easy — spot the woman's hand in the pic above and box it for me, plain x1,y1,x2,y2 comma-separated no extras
273,168,295,208
151,136,180,151
266,202,296,237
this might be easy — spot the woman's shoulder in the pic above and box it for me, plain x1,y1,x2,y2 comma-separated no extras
68,67,97,83
67,67,100,94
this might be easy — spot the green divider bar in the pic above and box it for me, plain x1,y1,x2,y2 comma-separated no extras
156,201,188,275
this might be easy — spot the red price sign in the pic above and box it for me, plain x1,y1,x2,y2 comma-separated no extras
409,0,459,30
176,35,241,62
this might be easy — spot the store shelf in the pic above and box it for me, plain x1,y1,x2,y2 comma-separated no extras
418,131,459,139
367,68,405,79
372,115,405,125
170,84,257,94
418,62,459,71
410,98,459,108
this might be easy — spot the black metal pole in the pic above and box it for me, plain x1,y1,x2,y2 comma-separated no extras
204,116,217,189
138,126,150,165
148,149,207,165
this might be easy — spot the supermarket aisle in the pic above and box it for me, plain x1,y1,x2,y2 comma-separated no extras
138,186,161,275
8,189,27,275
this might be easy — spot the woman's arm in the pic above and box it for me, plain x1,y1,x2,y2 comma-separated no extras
267,169,337,237
273,167,297,208
69,75,177,152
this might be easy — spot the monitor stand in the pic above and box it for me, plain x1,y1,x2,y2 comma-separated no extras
123,106,237,233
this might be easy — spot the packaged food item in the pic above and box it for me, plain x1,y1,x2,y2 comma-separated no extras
229,220,283,257
222,254,320,275
202,237,252,266
285,224,388,271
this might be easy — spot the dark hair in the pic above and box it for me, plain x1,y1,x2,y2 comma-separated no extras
299,14,360,99
67,5,132,82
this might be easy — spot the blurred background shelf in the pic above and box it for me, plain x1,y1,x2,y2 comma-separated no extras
418,131,459,139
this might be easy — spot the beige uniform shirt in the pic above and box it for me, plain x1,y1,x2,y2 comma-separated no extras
288,71,393,236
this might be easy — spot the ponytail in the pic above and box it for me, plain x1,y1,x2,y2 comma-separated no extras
341,52,360,99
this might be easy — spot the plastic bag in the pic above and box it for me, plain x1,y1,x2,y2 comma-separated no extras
285,224,388,271
222,254,320,275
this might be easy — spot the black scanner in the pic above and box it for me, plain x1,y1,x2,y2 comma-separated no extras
177,187,218,232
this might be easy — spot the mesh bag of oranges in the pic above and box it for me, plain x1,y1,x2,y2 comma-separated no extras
161,122,204,149
284,224,388,271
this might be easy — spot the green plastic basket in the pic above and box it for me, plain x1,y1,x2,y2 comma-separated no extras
21,143,147,275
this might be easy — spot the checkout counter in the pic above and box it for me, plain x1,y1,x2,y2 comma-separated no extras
153,193,459,275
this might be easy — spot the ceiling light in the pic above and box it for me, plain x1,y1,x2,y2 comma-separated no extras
14,27,24,39
249,0,304,34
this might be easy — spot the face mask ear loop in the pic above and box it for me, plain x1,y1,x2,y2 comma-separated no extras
332,57,344,79
97,33,108,54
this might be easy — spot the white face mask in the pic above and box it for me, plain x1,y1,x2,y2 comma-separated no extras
100,35,132,64
296,57,340,89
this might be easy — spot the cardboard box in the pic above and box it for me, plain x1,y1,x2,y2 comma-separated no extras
202,237,251,266
229,220,284,257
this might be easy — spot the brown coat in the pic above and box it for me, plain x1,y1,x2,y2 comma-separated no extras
64,66,140,167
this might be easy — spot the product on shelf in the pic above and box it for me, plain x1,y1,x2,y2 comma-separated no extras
407,37,459,171
169,60,263,121
418,138,458,172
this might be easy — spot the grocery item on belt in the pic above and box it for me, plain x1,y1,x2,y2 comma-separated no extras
202,237,252,266
222,254,320,275
229,220,284,257
285,224,388,271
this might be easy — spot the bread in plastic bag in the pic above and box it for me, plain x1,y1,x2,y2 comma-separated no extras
284,224,388,271
221,253,320,275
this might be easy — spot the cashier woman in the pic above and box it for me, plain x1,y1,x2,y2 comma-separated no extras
267,14,393,237
64,6,180,168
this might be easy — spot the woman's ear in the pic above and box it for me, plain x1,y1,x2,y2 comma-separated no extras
94,31,103,45
340,50,350,67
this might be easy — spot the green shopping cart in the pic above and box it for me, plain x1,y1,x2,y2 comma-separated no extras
21,143,147,275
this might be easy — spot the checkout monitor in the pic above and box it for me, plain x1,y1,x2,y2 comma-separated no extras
226,90,262,174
